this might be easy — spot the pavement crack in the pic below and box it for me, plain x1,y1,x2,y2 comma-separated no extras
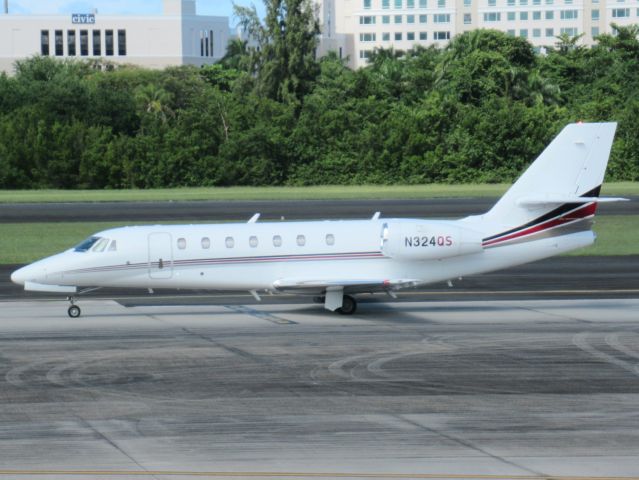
75,415,158,479
395,414,546,477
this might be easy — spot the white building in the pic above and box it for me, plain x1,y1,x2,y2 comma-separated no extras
0,0,229,74
314,0,639,68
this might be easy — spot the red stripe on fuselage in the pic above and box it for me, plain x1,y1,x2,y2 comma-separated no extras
483,202,597,247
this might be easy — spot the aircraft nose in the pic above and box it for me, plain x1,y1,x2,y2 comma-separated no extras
11,266,27,286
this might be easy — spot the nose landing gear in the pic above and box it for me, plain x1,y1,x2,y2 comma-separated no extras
67,297,81,318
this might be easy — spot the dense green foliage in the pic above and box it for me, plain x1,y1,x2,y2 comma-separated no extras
0,21,638,189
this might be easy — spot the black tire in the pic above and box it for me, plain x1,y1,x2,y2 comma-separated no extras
337,295,357,315
68,305,81,318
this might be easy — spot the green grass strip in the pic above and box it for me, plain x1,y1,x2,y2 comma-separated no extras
1,215,636,265
0,182,637,203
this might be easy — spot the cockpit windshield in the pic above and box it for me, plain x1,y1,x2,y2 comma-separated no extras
74,236,117,253
74,236,100,252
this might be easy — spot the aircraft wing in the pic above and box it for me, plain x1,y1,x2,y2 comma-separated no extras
272,277,422,295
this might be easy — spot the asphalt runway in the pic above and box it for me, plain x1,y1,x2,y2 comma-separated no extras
1,196,637,223
0,298,638,479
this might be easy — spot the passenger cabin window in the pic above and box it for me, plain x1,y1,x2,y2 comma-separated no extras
326,234,335,246
273,235,282,247
177,238,186,250
201,237,210,249
297,235,306,247
249,236,258,248
226,237,235,248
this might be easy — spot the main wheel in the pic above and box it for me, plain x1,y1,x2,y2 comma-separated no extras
68,305,81,318
337,295,357,315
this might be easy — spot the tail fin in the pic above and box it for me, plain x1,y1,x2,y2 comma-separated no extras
481,122,622,245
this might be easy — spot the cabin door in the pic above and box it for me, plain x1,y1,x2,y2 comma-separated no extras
148,232,173,279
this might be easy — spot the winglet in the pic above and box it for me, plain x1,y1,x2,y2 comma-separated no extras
372,212,381,220
248,213,260,224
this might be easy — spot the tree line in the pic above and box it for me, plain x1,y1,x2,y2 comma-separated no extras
0,1,638,189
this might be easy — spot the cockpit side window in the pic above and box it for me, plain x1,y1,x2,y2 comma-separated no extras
108,240,117,252
91,238,110,252
74,236,100,252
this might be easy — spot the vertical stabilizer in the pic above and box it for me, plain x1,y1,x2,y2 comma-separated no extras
481,122,617,239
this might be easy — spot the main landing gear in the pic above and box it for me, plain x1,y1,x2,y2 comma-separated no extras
337,295,357,315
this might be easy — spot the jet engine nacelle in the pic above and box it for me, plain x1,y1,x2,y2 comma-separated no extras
381,221,484,261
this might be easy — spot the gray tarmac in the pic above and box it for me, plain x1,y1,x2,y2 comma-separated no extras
0,298,638,479
1,196,637,223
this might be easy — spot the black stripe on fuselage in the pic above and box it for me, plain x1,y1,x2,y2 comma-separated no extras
482,185,601,242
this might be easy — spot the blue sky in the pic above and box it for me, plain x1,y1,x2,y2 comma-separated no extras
8,1,266,22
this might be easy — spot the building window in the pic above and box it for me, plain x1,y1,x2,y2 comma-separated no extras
360,15,376,24
209,30,214,57
92,30,101,56
360,33,377,41
533,10,541,19
438,0,445,7
420,0,427,6
40,30,49,56
105,30,114,56
383,32,390,40
420,31,428,39
434,13,450,22
545,0,553,4
80,30,88,56
560,9,578,19
464,0,471,6
464,12,472,23
395,32,403,40
434,31,450,40
508,11,516,20
395,14,403,23
612,8,630,17
383,0,390,8
225,236,234,248
484,12,501,21
520,0,528,5
407,31,415,40
407,14,415,23
249,236,258,248
488,0,496,6
419,14,427,22
273,235,282,247
67,30,76,56
533,0,541,4
507,29,516,36
520,28,528,37
177,238,186,250
545,10,554,19
359,50,372,59
296,235,306,247
591,26,599,37
560,27,578,36
591,9,599,20
364,0,372,8
533,28,541,37
520,11,528,19
55,30,63,56
545,27,554,37
326,234,335,246
564,0,572,3
408,0,415,7
383,15,391,23
508,0,515,5
118,29,127,56
201,237,210,249
395,0,402,7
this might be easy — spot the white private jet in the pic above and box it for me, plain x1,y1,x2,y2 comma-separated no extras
11,122,627,318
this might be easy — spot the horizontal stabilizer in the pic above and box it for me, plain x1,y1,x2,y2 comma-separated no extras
517,195,629,207
25,281,77,294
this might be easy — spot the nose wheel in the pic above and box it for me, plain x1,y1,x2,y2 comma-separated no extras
67,297,82,318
